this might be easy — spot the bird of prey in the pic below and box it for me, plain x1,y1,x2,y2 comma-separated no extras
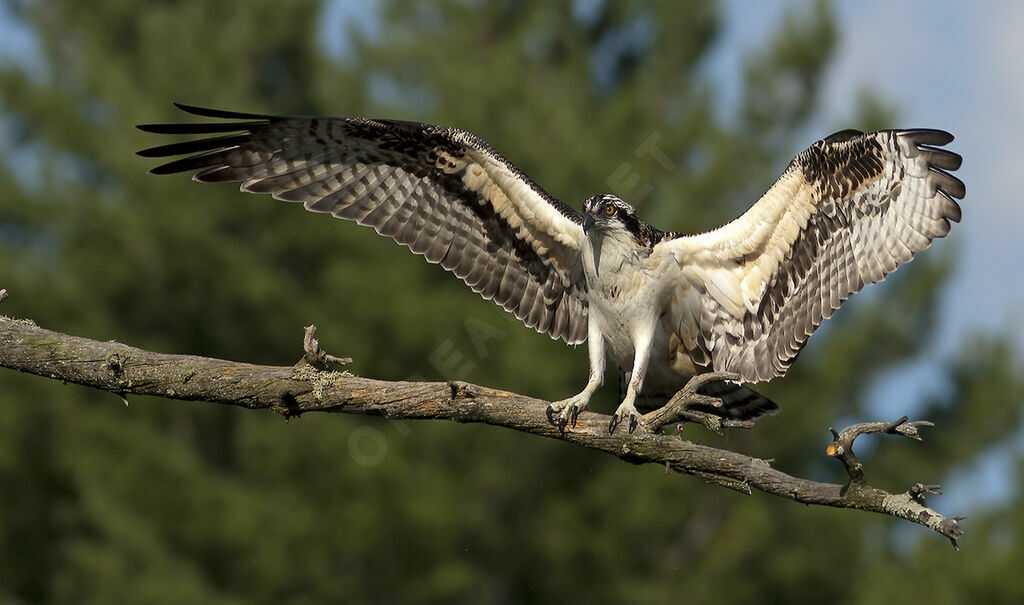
137,104,964,434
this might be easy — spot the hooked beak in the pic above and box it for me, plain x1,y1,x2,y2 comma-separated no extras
582,213,595,234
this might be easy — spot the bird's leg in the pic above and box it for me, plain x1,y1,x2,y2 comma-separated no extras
547,319,605,431
609,324,655,434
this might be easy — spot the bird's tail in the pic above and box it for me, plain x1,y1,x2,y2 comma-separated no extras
695,381,779,421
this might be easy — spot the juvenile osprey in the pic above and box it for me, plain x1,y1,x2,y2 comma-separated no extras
138,104,964,433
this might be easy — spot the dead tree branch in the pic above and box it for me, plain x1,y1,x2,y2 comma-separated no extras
0,312,963,548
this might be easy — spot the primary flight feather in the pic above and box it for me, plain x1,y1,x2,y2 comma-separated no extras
138,104,964,433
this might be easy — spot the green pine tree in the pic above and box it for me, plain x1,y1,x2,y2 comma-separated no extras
0,1,1021,603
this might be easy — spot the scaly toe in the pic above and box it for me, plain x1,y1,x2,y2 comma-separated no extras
609,401,641,435
628,413,639,434
549,394,591,432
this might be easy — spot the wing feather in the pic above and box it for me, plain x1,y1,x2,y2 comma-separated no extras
655,129,964,381
138,105,588,343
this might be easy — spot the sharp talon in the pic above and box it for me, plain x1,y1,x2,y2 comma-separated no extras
628,415,638,434
608,415,619,434
570,405,581,428
546,405,555,425
557,413,568,433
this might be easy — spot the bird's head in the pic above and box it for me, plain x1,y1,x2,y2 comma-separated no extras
582,194,658,247
582,194,637,233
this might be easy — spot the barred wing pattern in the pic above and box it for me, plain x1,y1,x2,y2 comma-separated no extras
656,129,965,382
138,104,588,343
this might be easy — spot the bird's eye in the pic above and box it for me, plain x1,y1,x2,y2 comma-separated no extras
605,205,616,216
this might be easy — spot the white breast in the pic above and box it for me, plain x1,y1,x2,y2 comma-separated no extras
581,233,666,370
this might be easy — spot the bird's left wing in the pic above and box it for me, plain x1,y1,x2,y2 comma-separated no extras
137,104,588,343
652,129,965,382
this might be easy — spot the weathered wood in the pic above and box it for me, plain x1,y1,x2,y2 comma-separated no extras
0,314,963,547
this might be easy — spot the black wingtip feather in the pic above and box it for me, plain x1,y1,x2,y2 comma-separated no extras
136,133,250,158
136,121,266,135
902,129,955,146
135,104,274,134
148,162,192,175
921,146,963,171
937,191,963,223
172,102,274,120
929,167,966,200
147,149,233,175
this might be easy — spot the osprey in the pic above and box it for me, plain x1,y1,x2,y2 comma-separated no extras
138,104,964,433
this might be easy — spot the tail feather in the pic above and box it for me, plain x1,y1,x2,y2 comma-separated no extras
697,381,779,421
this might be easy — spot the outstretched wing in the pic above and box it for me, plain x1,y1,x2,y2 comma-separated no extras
137,104,588,343
654,129,965,382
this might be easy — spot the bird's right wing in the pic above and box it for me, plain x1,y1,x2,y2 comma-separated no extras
137,104,589,343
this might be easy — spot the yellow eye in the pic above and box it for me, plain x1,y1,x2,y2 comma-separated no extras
605,205,615,216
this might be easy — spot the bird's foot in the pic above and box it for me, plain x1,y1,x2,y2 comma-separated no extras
608,400,641,435
546,393,590,432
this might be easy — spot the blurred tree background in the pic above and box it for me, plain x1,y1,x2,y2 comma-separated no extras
0,0,1022,603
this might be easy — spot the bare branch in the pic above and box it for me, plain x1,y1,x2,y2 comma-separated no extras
0,313,964,547
827,416,934,485
302,324,353,368
825,416,963,549
642,371,751,433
